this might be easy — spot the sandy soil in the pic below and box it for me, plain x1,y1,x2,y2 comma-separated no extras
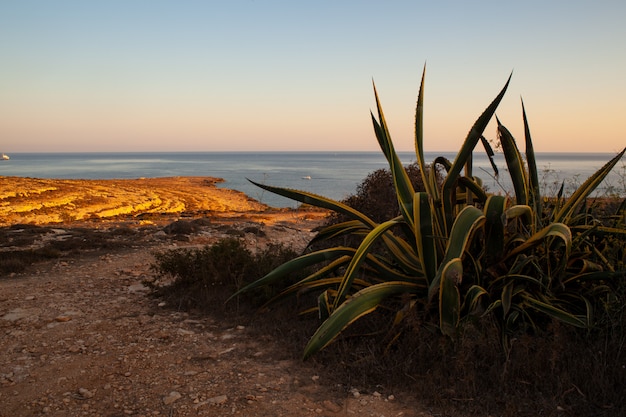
0,176,432,417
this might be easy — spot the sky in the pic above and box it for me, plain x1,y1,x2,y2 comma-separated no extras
1,0,625,153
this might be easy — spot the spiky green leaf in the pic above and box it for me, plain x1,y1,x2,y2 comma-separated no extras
303,281,421,359
553,148,626,223
440,258,463,337
429,206,485,300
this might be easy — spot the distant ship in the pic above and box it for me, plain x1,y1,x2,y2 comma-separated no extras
1,153,9,160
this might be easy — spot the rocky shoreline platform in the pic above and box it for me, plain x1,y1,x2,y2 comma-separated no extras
0,176,279,226
0,176,429,417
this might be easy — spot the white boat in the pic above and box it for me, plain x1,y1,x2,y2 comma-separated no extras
302,175,311,180
1,153,9,160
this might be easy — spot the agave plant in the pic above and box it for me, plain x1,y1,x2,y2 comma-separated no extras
233,67,626,358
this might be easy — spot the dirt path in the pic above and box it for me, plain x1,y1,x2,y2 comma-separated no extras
0,224,431,417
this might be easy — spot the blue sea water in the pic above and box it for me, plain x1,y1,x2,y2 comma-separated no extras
1,152,624,208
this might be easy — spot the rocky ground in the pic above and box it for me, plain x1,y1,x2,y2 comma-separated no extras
0,176,433,417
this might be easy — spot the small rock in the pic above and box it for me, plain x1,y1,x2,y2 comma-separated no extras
163,391,182,405
322,400,343,413
127,283,149,293
207,394,228,405
78,388,94,399
218,347,235,356
54,315,72,322
2,308,31,322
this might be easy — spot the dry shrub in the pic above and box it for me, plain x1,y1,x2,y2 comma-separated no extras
149,238,302,313
334,163,428,224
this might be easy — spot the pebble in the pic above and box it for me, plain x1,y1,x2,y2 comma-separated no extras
322,400,343,413
78,387,95,399
163,391,182,405
194,395,228,409
207,394,228,405
127,283,149,293
2,308,31,322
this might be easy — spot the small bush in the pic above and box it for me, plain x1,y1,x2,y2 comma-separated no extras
149,238,302,312
332,162,430,224
0,247,62,275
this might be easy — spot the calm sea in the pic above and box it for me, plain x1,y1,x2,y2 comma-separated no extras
1,152,624,208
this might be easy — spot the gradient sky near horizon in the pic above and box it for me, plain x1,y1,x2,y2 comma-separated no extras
1,1,625,153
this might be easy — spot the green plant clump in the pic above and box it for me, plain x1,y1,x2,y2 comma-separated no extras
151,238,302,310
234,67,626,361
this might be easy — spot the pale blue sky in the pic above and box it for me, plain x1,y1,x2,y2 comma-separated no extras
1,0,625,153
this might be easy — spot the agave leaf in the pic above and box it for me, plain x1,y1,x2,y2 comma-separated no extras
504,223,572,261
248,179,377,228
462,284,488,316
414,192,437,282
392,299,418,328
521,99,541,228
457,177,488,203
561,270,626,286
490,273,544,290
414,66,432,194
480,135,499,177
260,259,355,306
371,83,416,227
303,281,421,359
553,148,626,223
301,277,371,295
505,204,532,222
497,117,528,205
230,247,356,299
522,294,588,328
570,219,626,237
501,281,514,317
566,258,605,274
429,206,486,301
483,195,507,262
380,227,424,274
317,290,332,321
441,74,512,232
334,219,402,308
311,220,370,244
439,258,463,337
502,309,522,351
364,252,429,286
